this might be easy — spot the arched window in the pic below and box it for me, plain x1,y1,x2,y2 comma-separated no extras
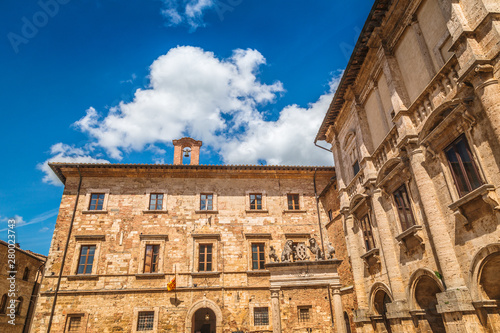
23,267,30,281
0,294,7,314
15,297,23,315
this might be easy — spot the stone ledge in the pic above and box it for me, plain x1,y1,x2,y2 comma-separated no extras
246,270,270,276
244,233,272,239
139,234,169,240
191,271,221,277
135,273,165,279
66,274,99,281
449,184,499,226
74,234,106,241
245,209,269,213
282,210,307,213
81,210,108,214
194,210,219,214
142,210,168,214
191,233,220,240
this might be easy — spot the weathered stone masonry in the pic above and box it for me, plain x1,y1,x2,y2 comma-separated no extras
31,156,355,333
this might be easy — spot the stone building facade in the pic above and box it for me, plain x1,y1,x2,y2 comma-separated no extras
0,240,47,333
315,0,500,332
31,138,356,333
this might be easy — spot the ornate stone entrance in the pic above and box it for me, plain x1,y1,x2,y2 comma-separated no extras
185,299,222,333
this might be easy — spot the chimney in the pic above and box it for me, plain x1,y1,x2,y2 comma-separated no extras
172,137,202,165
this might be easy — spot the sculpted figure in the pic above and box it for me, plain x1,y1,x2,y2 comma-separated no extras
308,238,323,260
269,246,279,262
326,242,336,260
281,240,294,262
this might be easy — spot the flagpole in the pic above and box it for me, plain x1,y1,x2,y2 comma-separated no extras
174,263,177,304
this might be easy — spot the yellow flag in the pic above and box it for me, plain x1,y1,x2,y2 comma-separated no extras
167,277,176,291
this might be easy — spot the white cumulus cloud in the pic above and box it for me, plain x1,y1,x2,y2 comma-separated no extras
41,46,339,185
161,0,216,30
37,143,109,185
74,46,284,159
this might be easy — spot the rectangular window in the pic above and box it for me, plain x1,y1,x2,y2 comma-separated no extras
143,245,160,273
353,160,360,176
359,215,375,251
137,311,154,331
393,185,416,231
149,193,163,210
89,193,105,210
254,307,269,326
66,316,82,332
287,194,300,210
200,193,213,210
251,243,265,270
298,307,311,323
250,194,262,210
328,210,333,221
198,244,213,272
445,135,483,197
77,245,96,275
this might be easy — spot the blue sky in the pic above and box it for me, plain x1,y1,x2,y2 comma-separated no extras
0,0,372,255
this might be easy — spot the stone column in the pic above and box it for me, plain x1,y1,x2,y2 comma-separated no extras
371,189,407,300
342,213,369,308
270,288,281,333
331,286,347,333
467,64,500,147
407,147,465,289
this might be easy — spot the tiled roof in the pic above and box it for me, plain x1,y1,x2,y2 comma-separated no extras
49,162,335,185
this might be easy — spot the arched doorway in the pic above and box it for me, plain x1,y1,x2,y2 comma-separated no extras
373,290,392,333
192,308,216,333
185,299,223,333
414,275,446,332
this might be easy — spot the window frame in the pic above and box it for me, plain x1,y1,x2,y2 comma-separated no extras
444,134,483,197
200,193,214,211
22,267,30,281
88,193,105,211
287,194,300,210
251,243,266,270
198,243,213,272
83,189,110,213
352,160,360,176
0,294,7,314
253,307,269,326
71,238,103,277
138,235,168,275
132,307,159,333
15,296,23,315
148,193,164,211
136,311,155,331
249,193,263,210
298,306,311,323
359,214,376,251
65,314,84,333
76,245,96,275
392,184,416,232
143,244,160,273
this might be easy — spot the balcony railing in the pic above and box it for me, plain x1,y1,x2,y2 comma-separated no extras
409,57,459,130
